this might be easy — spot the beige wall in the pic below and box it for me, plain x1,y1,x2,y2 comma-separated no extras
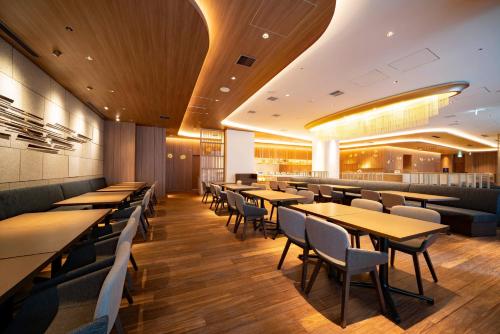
0,37,104,190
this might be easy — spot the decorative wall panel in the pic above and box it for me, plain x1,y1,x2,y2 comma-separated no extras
136,126,167,197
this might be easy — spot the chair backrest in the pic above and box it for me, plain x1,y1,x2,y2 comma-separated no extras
236,180,242,185
391,205,440,224
251,183,267,190
226,190,236,209
306,216,349,266
269,181,279,191
209,184,216,195
319,185,333,197
278,181,288,191
141,189,152,208
278,207,306,243
233,192,245,215
213,184,221,196
284,188,298,195
150,183,156,197
117,216,138,249
361,189,380,202
297,190,315,204
351,198,383,212
94,241,131,334
308,184,320,195
381,193,405,209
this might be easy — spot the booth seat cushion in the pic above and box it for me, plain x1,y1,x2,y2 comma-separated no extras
89,178,107,191
61,181,92,199
427,203,497,236
0,184,64,220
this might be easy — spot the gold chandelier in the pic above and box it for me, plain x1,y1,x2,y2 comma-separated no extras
306,82,469,140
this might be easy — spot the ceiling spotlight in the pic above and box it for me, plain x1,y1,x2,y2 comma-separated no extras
104,106,109,110
285,93,290,97
215,99,220,102
109,89,115,93
52,49,62,57
393,80,399,84
65,26,73,32
386,31,395,37
220,86,230,93
230,76,236,80
85,56,93,61
272,114,281,117
86,86,93,91
122,107,126,111
262,32,270,39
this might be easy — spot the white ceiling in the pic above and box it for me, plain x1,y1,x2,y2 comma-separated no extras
224,0,500,145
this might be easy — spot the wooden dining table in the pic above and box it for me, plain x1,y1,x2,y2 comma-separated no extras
377,190,459,208
289,202,448,323
97,183,145,192
326,184,362,204
224,184,261,192
0,209,110,303
286,181,308,189
53,191,133,208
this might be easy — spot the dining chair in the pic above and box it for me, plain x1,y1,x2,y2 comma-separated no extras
5,242,132,334
225,190,238,227
319,184,334,202
361,189,380,202
389,206,441,296
297,190,315,204
381,192,405,211
277,207,310,290
201,181,211,203
269,180,279,191
350,199,383,249
277,181,289,192
305,216,387,328
251,182,267,190
307,184,320,201
109,190,151,240
209,184,218,209
233,192,268,240
285,187,298,195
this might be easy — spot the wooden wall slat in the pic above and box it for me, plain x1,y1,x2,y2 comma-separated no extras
135,126,167,197
103,121,136,184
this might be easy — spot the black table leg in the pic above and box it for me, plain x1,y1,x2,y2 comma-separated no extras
378,238,401,323
51,255,63,278
421,200,427,208
272,202,281,239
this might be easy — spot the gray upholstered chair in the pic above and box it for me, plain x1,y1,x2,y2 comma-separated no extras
5,242,132,334
209,184,218,209
284,187,298,195
277,181,289,192
307,184,320,201
277,207,310,290
381,192,405,211
201,181,211,203
361,189,381,202
233,192,268,240
350,199,383,249
269,180,279,191
225,190,238,227
389,206,441,296
319,184,334,202
305,216,387,328
217,190,228,214
297,190,315,204
110,190,151,240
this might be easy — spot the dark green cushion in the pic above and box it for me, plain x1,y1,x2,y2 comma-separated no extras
61,181,92,199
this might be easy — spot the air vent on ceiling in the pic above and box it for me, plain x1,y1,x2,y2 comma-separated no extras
444,114,456,118
267,96,278,101
247,110,256,114
236,55,256,67
329,90,344,97
481,134,489,137
431,135,441,139
271,114,281,117
0,20,39,57
159,115,170,120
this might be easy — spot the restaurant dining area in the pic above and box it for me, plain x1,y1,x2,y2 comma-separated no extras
0,0,499,333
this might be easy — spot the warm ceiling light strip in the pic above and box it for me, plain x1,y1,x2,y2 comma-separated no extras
254,139,312,147
340,138,497,152
306,82,469,140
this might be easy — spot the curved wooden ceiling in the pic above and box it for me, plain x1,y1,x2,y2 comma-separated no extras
0,0,209,129
179,0,336,136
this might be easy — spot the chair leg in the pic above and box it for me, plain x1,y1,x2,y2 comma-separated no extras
370,268,386,314
114,315,125,334
261,217,267,239
270,205,275,220
390,249,396,266
423,250,438,282
305,259,323,295
210,197,215,209
130,252,138,271
340,271,351,328
355,233,361,249
123,285,134,305
412,253,424,295
226,209,233,226
241,217,248,241
301,245,309,291
233,215,242,233
277,239,291,269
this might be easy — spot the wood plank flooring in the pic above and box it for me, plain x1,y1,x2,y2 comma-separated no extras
121,193,500,333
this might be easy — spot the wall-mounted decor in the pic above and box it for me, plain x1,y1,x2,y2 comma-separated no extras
0,94,91,154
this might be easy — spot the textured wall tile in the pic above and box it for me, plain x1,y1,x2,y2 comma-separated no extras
43,153,68,179
12,80,44,118
68,156,81,177
20,149,43,181
0,72,16,99
0,37,12,77
48,79,66,109
9,179,48,189
44,99,69,127
0,147,20,182
12,49,50,97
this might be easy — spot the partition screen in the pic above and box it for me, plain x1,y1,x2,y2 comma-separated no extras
200,129,225,188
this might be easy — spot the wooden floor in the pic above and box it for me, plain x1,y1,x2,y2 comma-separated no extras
121,193,500,333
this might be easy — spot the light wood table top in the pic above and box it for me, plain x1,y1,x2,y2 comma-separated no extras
0,253,56,303
290,202,368,220
377,190,459,202
53,191,132,206
243,190,305,202
114,181,146,186
224,184,261,191
0,209,110,259
97,184,144,192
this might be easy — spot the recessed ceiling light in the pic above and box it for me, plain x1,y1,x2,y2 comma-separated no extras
477,48,483,51
86,86,93,91
122,107,126,111
220,86,230,93
230,76,236,80
85,56,93,61
386,31,395,37
52,49,62,57
393,80,399,84
65,26,73,32
104,106,109,110
109,89,115,93
285,93,290,97
215,99,220,102
262,32,270,39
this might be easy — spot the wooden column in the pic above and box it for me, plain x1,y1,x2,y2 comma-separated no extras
103,121,136,184
135,126,167,197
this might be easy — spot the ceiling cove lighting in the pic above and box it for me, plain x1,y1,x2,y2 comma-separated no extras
220,119,312,141
254,139,312,147
306,82,469,140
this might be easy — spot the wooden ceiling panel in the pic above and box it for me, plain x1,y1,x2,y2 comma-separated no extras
0,0,209,128
179,0,336,136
